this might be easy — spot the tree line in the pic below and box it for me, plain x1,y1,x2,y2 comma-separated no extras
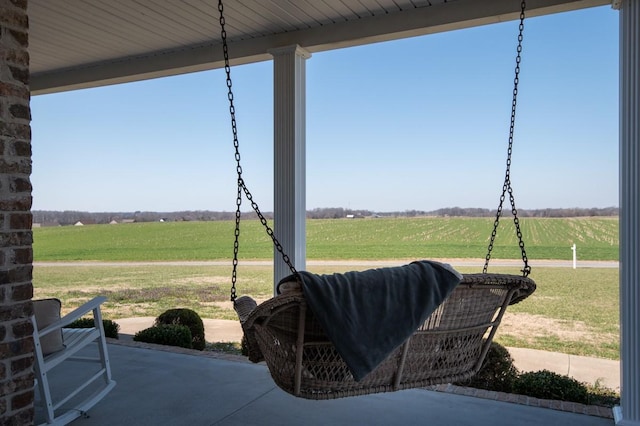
32,206,619,226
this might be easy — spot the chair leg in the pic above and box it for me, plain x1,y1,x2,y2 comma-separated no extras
92,306,114,386
32,316,55,424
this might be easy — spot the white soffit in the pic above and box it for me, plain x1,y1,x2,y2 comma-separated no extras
29,0,610,94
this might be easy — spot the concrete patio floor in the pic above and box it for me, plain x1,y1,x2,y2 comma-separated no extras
34,341,615,426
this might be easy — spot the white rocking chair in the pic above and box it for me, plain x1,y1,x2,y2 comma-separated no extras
32,296,116,425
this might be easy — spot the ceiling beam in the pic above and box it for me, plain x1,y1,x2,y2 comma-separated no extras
31,0,610,95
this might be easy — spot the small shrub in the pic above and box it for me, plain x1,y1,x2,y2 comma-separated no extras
455,341,519,393
133,324,193,349
586,379,621,407
513,370,589,404
155,308,205,351
66,318,120,339
206,342,242,355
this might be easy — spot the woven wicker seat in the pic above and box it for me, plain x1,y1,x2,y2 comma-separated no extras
235,272,535,400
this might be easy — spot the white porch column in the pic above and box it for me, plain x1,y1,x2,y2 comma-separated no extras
615,0,640,424
269,45,311,290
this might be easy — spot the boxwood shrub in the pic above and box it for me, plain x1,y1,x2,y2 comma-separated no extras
455,341,519,393
133,324,193,349
155,308,206,351
453,343,620,407
66,318,120,339
513,370,589,403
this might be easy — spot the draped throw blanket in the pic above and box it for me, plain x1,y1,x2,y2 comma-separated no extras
290,260,462,381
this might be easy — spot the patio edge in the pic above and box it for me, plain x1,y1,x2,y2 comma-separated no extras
424,383,614,419
105,338,614,419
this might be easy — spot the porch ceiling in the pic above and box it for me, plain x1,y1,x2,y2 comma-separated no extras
29,0,610,95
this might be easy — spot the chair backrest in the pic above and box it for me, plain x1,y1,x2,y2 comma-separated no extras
33,298,65,355
32,296,116,426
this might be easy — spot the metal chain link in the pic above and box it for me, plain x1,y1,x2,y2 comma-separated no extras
484,0,531,278
219,0,530,289
218,0,297,303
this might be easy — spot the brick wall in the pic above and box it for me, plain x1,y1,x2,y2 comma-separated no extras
0,0,35,425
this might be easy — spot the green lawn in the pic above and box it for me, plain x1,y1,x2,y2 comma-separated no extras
33,217,620,261
32,263,619,360
31,217,620,360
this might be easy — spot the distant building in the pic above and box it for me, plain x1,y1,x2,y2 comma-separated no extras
74,221,84,226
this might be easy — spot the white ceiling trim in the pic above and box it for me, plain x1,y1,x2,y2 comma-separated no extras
30,0,610,95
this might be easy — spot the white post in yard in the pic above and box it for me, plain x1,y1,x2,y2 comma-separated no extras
571,244,577,269
270,45,311,291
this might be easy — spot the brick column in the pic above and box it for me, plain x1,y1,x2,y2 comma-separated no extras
0,0,35,425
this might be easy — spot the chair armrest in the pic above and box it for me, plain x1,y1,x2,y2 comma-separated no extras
38,296,107,338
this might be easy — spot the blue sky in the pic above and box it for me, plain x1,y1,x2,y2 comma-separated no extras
30,6,619,213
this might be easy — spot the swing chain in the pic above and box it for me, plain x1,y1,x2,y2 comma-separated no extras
484,0,531,278
218,0,298,302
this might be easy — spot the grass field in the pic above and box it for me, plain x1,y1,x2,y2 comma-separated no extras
31,217,620,360
33,216,620,261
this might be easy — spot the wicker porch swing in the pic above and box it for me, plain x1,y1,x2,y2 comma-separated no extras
217,0,536,400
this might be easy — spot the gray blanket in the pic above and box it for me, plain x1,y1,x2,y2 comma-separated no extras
290,260,462,381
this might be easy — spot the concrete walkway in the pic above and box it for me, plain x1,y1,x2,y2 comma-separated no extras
116,317,621,391
508,347,620,391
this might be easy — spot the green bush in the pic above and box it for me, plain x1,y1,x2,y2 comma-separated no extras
585,379,621,407
455,341,519,393
155,308,206,351
207,342,242,355
133,324,193,349
513,370,589,403
66,318,120,339
453,345,621,407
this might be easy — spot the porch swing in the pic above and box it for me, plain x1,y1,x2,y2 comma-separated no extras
217,0,536,399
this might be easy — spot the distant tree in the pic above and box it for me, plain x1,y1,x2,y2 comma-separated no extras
30,206,619,226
